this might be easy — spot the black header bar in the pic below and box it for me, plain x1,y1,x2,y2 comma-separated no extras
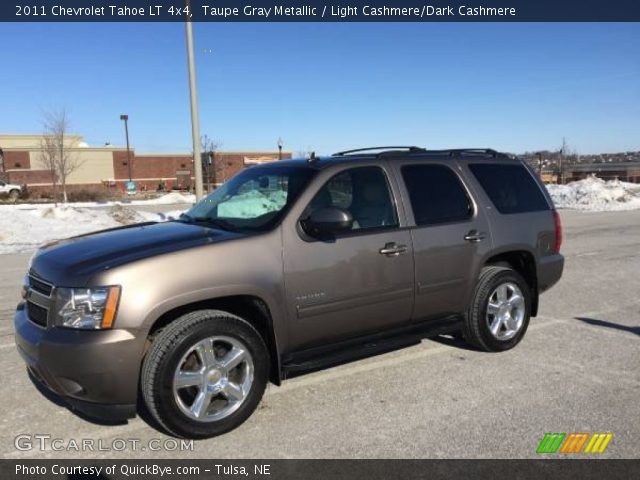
2,459,640,480
4,0,640,22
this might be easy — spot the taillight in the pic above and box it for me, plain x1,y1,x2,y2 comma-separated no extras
552,209,562,253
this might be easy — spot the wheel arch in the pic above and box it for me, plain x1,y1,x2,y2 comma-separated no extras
145,295,283,385
483,249,539,316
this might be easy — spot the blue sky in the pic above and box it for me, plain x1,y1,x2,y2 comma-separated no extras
1,22,639,155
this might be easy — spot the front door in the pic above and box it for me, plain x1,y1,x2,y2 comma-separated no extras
282,166,415,351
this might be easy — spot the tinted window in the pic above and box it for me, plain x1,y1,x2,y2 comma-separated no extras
306,167,398,230
469,163,549,214
401,164,473,226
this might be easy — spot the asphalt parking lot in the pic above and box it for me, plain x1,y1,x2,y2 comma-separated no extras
1,209,638,459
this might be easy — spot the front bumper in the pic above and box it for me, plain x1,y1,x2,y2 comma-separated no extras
14,303,142,421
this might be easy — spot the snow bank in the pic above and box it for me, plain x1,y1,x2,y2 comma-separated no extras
133,192,195,205
546,177,640,211
0,206,118,254
65,191,196,208
0,204,186,254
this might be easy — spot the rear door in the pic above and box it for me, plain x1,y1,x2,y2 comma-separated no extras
281,164,415,351
390,161,492,320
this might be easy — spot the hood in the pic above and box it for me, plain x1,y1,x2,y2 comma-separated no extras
30,221,245,286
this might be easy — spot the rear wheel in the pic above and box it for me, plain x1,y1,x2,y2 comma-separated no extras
141,310,269,438
462,266,531,352
9,189,20,201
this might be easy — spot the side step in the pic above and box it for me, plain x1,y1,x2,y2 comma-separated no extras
281,316,462,379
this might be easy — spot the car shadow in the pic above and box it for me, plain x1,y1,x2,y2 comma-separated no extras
135,395,174,437
27,368,179,437
575,317,639,336
27,369,128,427
430,332,478,351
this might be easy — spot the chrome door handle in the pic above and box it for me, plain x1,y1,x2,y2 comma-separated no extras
464,231,486,243
379,243,408,256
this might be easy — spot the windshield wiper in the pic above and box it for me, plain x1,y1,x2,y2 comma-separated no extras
180,214,239,232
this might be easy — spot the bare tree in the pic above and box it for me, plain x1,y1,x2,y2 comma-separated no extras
0,147,6,180
558,137,579,185
201,135,221,190
41,108,83,203
38,135,59,204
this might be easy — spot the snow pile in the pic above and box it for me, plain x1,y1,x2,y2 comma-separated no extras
0,204,187,254
218,190,287,218
546,177,640,211
108,204,145,224
138,209,185,222
0,206,122,254
66,192,196,208
135,192,195,205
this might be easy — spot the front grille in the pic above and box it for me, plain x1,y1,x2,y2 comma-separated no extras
29,276,53,297
27,301,48,327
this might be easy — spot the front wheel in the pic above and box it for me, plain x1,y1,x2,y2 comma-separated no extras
141,310,269,438
9,189,20,201
462,266,531,352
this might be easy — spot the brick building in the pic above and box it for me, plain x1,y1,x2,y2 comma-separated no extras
0,134,291,194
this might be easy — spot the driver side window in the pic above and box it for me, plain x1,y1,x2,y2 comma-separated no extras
307,167,398,230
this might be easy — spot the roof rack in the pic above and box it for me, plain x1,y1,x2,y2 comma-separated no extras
332,146,426,156
442,148,502,158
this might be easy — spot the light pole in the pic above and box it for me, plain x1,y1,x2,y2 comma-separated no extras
120,114,132,182
185,0,204,200
277,137,283,160
536,152,543,177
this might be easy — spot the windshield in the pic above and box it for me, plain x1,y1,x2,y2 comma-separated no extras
183,166,315,232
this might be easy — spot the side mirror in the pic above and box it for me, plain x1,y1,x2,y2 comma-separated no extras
303,207,353,236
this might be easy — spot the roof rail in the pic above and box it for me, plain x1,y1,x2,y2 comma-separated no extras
438,148,502,158
332,146,425,156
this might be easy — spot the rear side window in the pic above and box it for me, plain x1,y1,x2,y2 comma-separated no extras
401,164,473,226
469,163,549,214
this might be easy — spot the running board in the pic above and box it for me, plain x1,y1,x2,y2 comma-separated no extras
281,316,461,379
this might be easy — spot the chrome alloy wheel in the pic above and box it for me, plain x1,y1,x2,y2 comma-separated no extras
173,336,254,422
486,282,526,341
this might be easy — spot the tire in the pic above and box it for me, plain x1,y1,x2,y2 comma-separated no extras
9,189,20,201
141,310,269,439
462,266,531,352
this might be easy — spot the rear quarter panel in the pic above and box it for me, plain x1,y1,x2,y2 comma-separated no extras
457,160,558,277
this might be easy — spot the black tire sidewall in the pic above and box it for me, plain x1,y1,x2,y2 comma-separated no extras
476,270,531,352
147,314,269,438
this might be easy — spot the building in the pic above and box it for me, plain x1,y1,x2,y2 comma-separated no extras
0,134,291,194
522,151,640,184
564,162,640,183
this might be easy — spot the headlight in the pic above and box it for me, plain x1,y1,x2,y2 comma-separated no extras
55,286,121,330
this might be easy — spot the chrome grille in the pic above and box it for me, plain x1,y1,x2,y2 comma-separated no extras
28,275,53,297
26,302,48,327
25,275,54,328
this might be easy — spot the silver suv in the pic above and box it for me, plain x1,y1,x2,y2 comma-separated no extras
15,147,564,438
